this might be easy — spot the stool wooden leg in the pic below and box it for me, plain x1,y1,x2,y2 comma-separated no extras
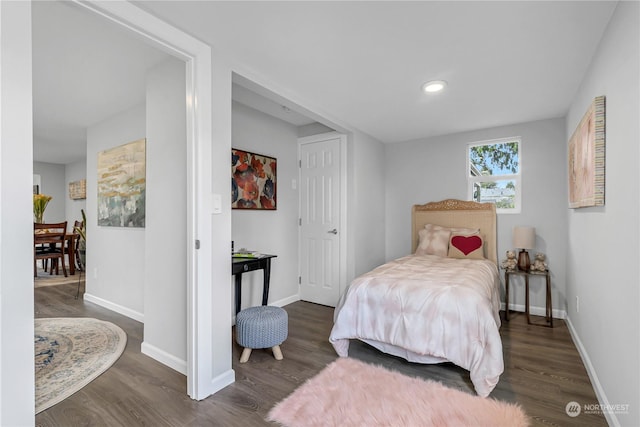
239,348,252,363
272,345,283,361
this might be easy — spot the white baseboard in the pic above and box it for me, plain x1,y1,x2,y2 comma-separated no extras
565,316,620,427
500,302,566,320
83,292,144,323
208,369,236,400
141,341,187,375
270,294,300,308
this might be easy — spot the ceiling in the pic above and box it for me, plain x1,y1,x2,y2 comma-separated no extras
33,1,617,164
32,1,167,164
32,1,313,164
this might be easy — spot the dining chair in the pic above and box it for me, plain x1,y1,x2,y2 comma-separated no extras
66,220,84,272
34,221,68,277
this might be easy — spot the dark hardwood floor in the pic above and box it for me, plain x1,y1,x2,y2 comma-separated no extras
35,282,607,426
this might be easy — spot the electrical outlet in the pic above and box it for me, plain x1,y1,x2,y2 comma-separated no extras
576,296,579,313
94,267,98,279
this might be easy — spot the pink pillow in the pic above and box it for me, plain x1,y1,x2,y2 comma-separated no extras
448,233,485,259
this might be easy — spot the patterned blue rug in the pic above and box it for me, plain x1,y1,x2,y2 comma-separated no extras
35,317,127,413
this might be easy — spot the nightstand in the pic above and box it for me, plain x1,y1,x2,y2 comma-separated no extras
504,269,553,327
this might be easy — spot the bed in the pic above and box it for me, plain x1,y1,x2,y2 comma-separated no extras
329,199,503,397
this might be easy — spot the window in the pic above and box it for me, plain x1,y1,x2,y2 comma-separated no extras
467,137,521,213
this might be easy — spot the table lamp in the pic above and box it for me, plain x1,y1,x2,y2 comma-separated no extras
513,226,535,271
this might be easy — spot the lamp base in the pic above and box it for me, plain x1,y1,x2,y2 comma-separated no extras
517,250,531,271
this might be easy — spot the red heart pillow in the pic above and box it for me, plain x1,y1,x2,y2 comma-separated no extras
448,234,484,259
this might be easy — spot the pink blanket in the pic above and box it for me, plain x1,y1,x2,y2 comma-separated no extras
329,254,504,397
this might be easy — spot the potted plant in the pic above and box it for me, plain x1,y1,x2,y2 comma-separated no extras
33,194,52,223
74,209,86,269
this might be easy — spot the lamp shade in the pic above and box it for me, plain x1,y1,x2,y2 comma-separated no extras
513,226,536,249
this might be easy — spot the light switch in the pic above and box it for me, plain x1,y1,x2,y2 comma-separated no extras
212,193,222,214
292,179,297,190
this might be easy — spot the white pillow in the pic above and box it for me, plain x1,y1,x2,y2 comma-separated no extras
415,225,451,257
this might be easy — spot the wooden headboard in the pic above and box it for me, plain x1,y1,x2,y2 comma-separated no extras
411,199,497,264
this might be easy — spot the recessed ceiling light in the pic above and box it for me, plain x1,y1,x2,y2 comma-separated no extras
422,80,447,93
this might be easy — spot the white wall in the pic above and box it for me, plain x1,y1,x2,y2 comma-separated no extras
230,102,390,308
565,2,639,426
298,122,334,138
64,159,87,226
231,106,388,307
384,118,568,315
85,104,146,319
33,161,65,223
0,2,35,424
209,54,234,384
231,101,299,308
350,130,386,278
143,58,188,371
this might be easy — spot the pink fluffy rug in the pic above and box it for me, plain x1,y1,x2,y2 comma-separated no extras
267,358,529,427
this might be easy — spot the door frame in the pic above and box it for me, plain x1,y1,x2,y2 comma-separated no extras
297,132,348,305
72,1,230,400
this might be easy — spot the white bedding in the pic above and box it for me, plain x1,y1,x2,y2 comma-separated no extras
329,254,504,397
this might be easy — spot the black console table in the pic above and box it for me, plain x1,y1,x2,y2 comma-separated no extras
232,254,277,315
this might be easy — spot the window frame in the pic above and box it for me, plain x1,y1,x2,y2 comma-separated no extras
467,137,522,214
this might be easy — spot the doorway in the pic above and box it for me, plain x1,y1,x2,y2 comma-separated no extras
32,0,227,401
2,1,227,421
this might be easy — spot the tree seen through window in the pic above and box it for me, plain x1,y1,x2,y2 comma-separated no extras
468,139,520,212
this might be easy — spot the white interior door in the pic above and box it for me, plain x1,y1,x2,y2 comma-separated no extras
299,134,344,307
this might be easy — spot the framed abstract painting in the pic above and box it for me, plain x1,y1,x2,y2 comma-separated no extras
232,149,277,210
568,96,605,208
97,138,146,227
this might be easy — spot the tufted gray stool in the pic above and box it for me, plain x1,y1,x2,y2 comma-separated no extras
236,305,288,363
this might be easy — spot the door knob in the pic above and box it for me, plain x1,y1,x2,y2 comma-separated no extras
327,229,338,235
